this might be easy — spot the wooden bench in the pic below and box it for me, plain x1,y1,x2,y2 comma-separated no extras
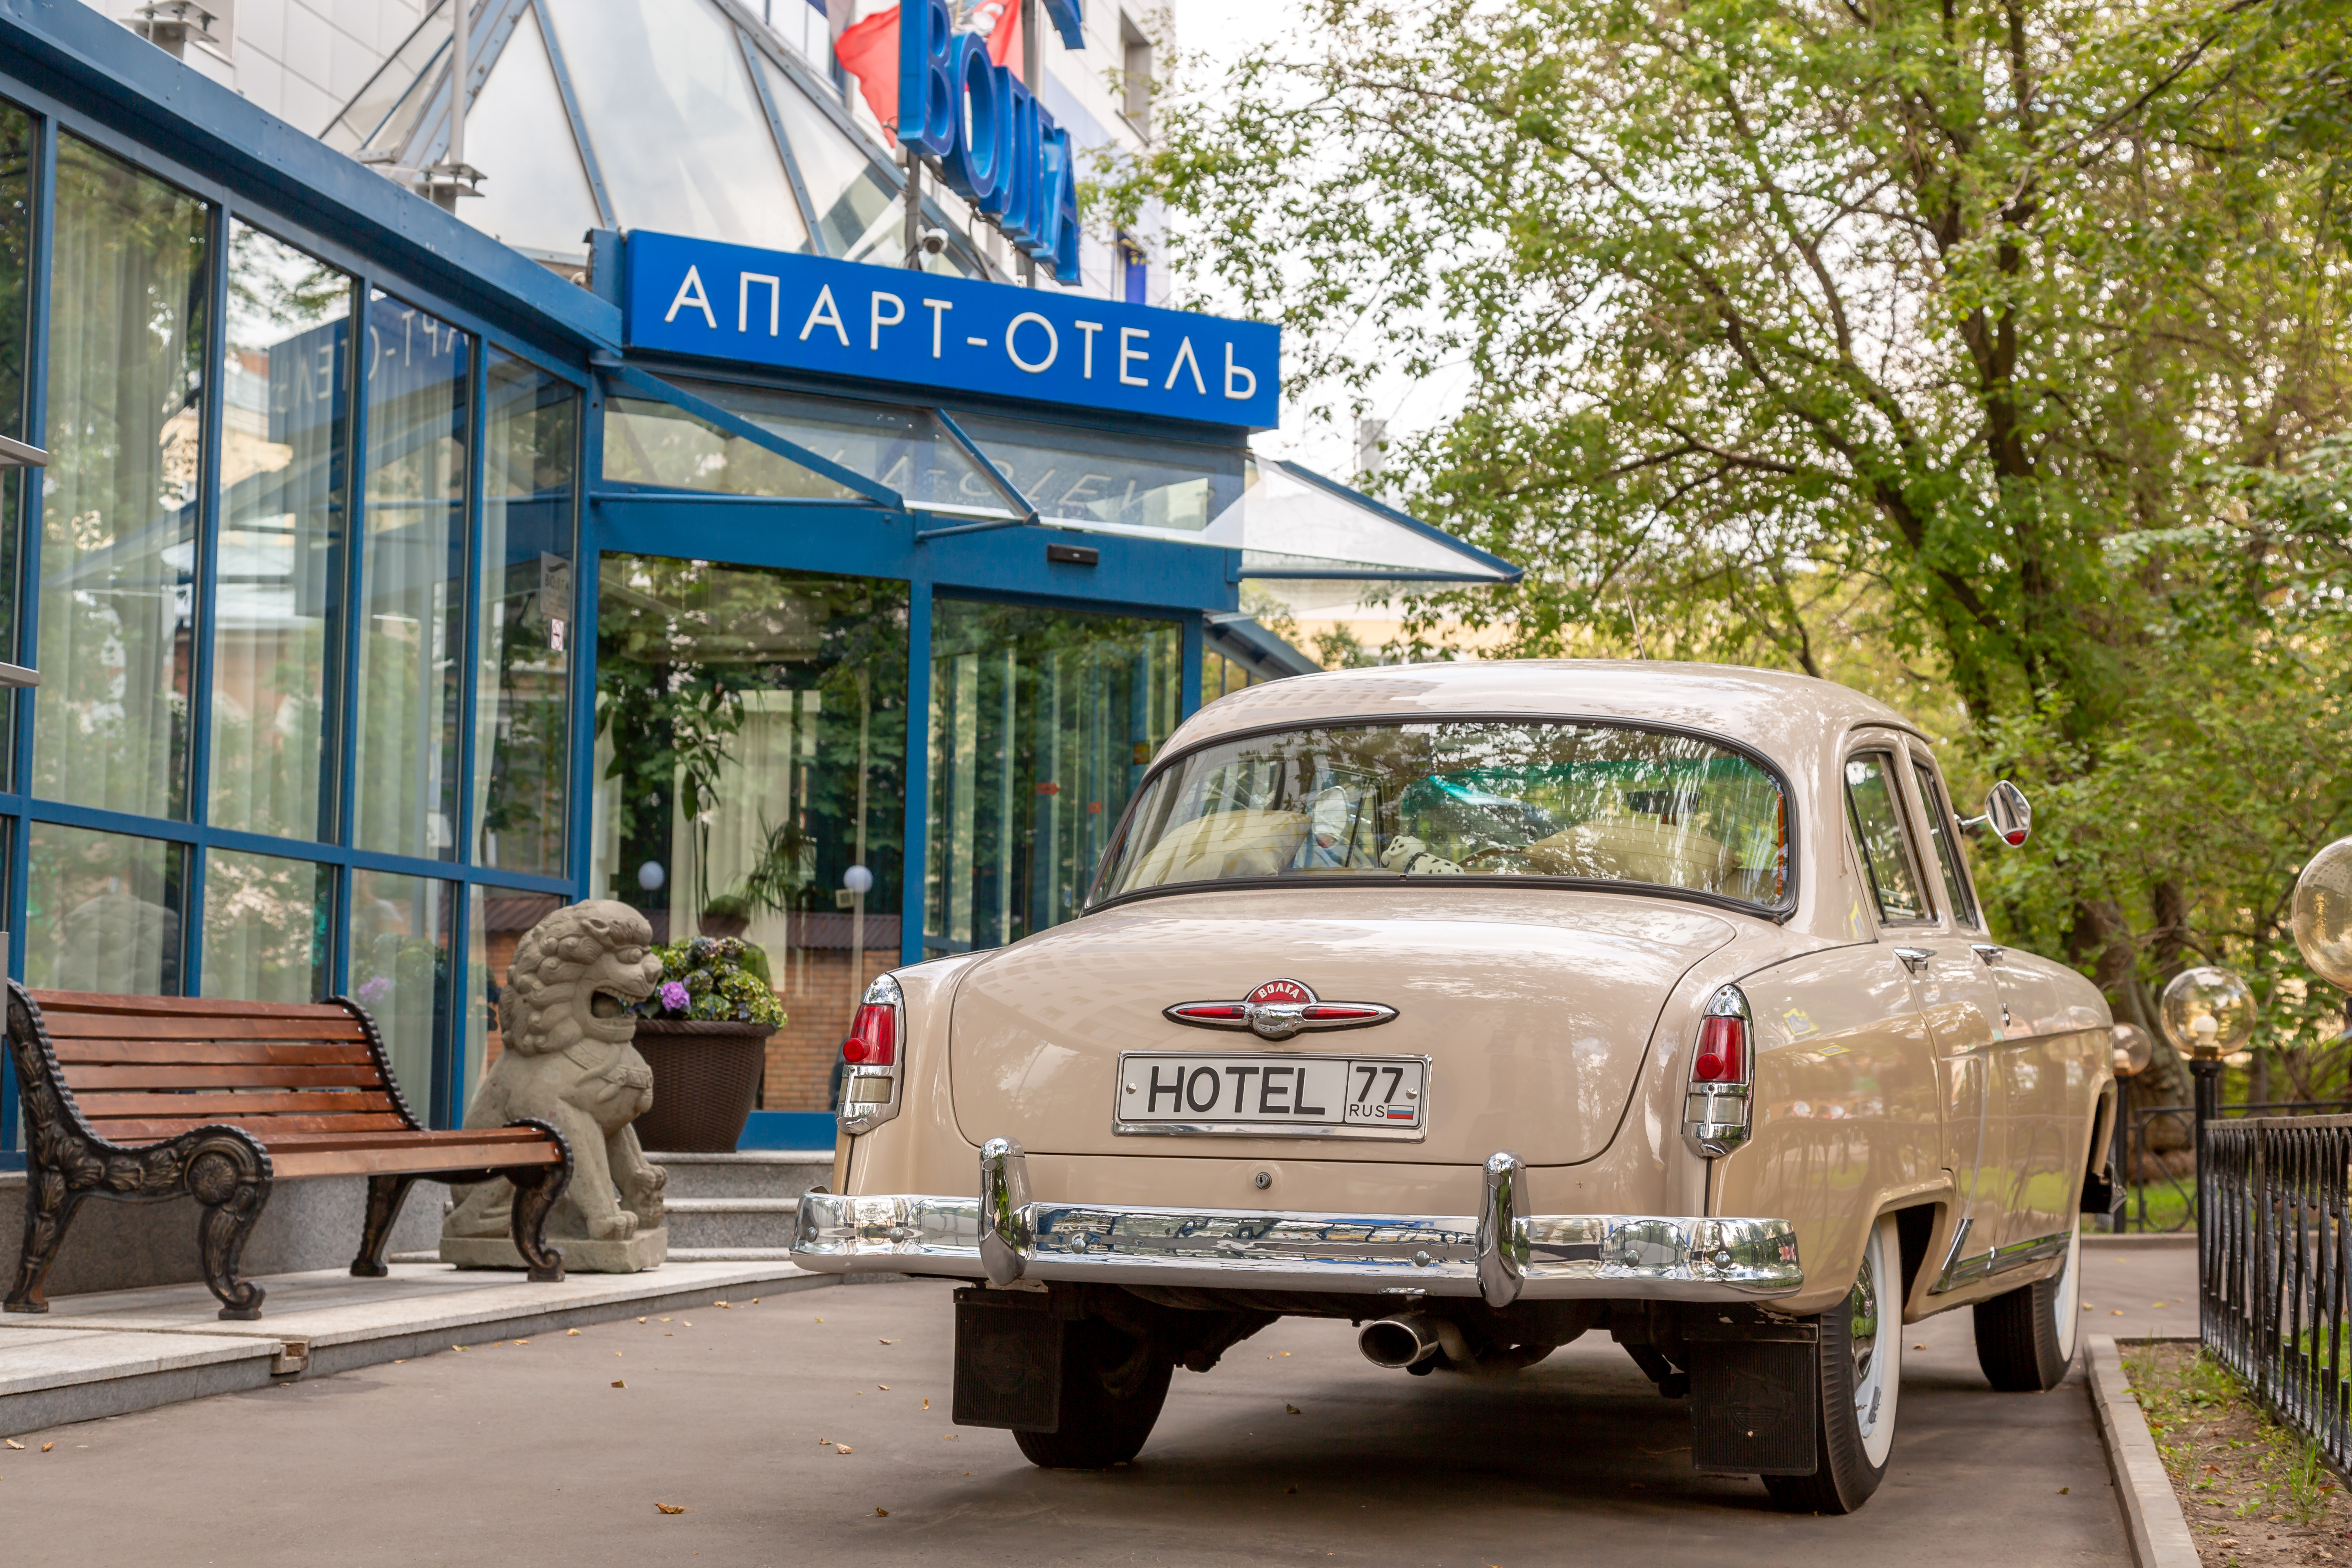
4,984,572,1320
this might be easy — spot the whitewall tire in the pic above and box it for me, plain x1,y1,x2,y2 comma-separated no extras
1973,1219,2081,1392
1764,1213,1902,1513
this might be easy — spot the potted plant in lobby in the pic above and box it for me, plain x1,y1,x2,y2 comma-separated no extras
629,935,786,1153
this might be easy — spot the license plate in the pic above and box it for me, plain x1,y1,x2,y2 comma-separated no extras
1113,1052,1430,1140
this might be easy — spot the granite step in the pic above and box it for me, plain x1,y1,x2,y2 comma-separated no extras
646,1151,833,1203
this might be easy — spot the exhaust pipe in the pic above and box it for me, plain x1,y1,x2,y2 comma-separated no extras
1358,1312,1449,1369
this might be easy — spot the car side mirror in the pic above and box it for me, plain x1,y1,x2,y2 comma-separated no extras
1962,780,2032,847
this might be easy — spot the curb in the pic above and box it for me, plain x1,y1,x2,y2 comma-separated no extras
2082,1232,2197,1250
2086,1334,2201,1568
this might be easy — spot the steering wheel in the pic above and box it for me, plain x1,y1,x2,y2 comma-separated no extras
1458,845,1524,868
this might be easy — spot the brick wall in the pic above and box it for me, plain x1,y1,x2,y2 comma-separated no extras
763,945,895,1112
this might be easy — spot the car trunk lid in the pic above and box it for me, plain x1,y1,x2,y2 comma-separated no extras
944,887,1738,1165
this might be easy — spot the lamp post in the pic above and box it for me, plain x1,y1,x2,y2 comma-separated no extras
2156,965,2258,1252
2109,1021,2152,1231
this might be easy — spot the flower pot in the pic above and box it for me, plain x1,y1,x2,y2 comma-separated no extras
630,1019,773,1153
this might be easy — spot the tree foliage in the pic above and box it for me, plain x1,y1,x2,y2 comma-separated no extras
1119,0,2352,1095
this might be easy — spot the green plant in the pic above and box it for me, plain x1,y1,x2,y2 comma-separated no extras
637,936,785,1029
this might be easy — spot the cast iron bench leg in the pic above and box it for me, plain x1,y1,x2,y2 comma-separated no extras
506,1117,572,1284
351,1175,420,1278
4,1177,85,1314
187,1133,273,1321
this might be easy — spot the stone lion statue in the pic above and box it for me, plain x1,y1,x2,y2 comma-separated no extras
443,900,668,1270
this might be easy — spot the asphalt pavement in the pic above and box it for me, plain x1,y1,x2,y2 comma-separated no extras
0,1245,2194,1567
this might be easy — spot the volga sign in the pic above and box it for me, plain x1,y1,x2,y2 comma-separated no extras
622,230,1282,430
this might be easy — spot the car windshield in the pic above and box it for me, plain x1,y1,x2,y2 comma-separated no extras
1095,720,1791,909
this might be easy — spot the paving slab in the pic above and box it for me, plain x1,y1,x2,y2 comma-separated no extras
0,1259,850,1434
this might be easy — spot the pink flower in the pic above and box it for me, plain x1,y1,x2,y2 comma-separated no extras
659,981,690,1014
355,976,393,1007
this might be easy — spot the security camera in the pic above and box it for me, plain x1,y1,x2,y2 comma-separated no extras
919,227,949,256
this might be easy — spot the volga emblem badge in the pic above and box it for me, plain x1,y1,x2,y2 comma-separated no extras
1164,979,1398,1042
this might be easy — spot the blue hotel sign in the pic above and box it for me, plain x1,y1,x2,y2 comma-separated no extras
622,231,1282,431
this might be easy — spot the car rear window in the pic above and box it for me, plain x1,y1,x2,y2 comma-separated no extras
1094,720,1791,910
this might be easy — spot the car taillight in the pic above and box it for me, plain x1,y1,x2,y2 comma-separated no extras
1682,984,1754,1159
839,973,905,1133
1693,1015,1746,1083
842,999,897,1065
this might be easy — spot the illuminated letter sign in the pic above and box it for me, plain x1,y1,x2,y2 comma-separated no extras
896,0,1082,282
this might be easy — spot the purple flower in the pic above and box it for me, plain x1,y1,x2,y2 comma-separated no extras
659,981,690,1014
355,976,393,1007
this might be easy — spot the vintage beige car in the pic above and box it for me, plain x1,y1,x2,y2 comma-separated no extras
793,661,2116,1512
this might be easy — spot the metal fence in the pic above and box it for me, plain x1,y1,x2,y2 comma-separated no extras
2201,1114,2352,1479
2107,1094,2352,1232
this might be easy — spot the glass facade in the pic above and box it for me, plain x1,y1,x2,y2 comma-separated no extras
353,293,470,861
37,136,207,821
26,824,185,995
0,89,583,1132
924,601,1181,957
475,353,575,876
212,220,348,842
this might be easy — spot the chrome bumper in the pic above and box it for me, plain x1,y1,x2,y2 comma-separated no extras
791,1142,1802,1305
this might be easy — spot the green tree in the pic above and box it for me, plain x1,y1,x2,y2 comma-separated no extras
1117,0,2352,1094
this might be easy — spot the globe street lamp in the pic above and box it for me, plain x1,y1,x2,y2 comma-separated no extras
2157,964,2258,1131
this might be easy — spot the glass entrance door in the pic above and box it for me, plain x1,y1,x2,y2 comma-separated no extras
922,599,1181,957
592,554,909,1111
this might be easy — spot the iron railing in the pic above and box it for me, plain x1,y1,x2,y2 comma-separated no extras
2107,1093,2352,1232
2201,1114,2352,1478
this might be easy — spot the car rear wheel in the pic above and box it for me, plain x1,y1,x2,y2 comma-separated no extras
1012,1316,1175,1470
1763,1214,1902,1515
1972,1219,2081,1392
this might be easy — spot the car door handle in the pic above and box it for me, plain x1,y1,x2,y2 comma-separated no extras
1893,947,1934,973
1971,943,2006,966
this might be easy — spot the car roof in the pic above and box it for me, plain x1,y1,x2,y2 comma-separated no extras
1170,659,1922,762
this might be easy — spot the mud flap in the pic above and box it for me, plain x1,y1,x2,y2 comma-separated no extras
954,1287,1064,1432
1686,1314,1820,1476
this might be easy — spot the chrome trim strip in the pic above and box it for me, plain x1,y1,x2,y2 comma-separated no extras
793,1196,1803,1301
1477,1151,1528,1308
1929,1225,2070,1293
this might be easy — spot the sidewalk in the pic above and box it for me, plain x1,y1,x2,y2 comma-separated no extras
0,1258,851,1437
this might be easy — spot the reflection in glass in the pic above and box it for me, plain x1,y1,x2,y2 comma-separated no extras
754,49,899,261
924,601,1181,955
211,221,350,841
601,396,858,500
468,885,563,1107
685,381,1016,515
1205,648,1259,703
353,292,468,860
202,848,331,1003
594,556,908,1109
461,4,604,259
323,0,451,155
951,411,1246,536
542,0,809,252
476,354,575,875
350,868,454,1119
0,102,32,783
1911,759,1979,928
1844,753,1927,922
1100,721,1792,908
26,824,185,995
37,136,208,819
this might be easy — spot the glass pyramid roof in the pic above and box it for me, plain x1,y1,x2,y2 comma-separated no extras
324,0,993,278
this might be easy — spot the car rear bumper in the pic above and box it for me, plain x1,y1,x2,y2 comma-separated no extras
790,1141,1802,1305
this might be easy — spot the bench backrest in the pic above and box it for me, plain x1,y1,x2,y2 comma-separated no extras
21,988,416,1144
